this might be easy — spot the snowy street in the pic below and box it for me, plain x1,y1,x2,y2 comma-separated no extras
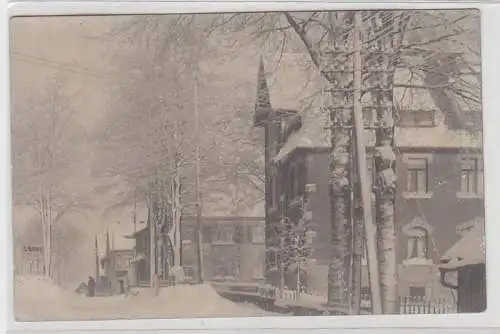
14,276,278,321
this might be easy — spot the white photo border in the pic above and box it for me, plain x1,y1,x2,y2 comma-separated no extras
2,1,500,333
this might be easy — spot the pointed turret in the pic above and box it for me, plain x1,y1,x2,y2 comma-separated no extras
254,56,272,127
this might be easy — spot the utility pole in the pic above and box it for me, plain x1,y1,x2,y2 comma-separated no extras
148,184,156,288
95,235,100,284
133,191,137,235
350,124,362,315
347,127,355,315
352,10,382,315
194,61,204,284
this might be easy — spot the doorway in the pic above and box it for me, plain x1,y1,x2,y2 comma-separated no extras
118,280,125,294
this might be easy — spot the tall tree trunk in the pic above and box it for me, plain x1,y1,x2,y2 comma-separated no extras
39,183,49,277
327,149,350,306
366,11,399,314
324,12,355,308
350,128,363,315
48,193,54,279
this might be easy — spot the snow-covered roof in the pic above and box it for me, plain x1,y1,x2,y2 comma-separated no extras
439,218,485,270
394,124,481,149
273,108,330,162
272,63,482,163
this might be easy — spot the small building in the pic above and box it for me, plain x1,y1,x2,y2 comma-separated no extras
20,245,44,276
100,233,134,295
439,221,486,313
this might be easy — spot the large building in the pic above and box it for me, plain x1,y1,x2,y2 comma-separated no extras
97,209,266,291
254,57,484,302
127,216,266,286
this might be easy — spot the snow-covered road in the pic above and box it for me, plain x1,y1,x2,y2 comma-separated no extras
14,276,278,321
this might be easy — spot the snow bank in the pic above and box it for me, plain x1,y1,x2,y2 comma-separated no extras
14,276,274,321
14,275,87,321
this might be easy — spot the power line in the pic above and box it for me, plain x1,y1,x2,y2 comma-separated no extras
11,52,114,82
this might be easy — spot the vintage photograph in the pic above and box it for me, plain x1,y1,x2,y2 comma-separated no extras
10,9,484,321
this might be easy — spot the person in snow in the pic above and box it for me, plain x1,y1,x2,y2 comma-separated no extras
87,276,96,297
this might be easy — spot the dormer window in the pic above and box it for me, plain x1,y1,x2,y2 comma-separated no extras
398,110,436,127
402,218,434,266
407,227,429,260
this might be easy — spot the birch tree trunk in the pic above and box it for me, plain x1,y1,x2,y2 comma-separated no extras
364,11,405,314
323,11,355,308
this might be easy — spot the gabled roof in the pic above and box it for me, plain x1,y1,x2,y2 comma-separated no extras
439,218,485,270
273,109,330,162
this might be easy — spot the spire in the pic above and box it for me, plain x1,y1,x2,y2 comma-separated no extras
254,56,272,126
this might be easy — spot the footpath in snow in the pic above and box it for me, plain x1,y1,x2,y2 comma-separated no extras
14,276,277,321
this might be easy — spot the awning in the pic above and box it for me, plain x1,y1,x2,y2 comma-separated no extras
439,220,485,270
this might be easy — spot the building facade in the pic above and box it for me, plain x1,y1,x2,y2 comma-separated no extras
18,245,45,276
96,229,135,295
125,216,266,286
254,59,484,301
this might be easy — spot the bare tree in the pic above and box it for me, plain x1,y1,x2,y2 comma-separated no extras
12,74,91,279
95,15,268,214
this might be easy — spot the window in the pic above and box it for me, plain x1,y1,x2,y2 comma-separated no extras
305,229,317,246
363,107,376,128
367,156,374,190
268,124,279,158
269,168,278,209
251,225,265,244
266,250,277,269
214,264,235,277
233,225,244,244
182,266,195,280
405,157,429,194
460,157,484,196
212,224,234,244
181,224,195,243
361,240,368,266
297,161,306,196
289,164,298,198
406,227,429,260
409,286,426,298
399,110,436,127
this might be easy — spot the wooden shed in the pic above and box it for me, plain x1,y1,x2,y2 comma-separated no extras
439,221,486,313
